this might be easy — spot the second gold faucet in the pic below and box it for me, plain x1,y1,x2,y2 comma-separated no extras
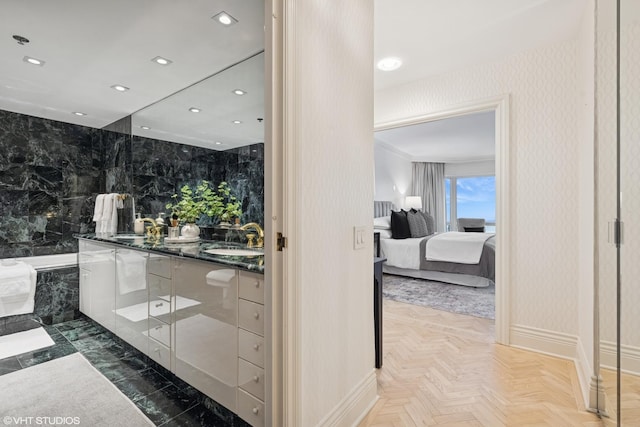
239,222,264,248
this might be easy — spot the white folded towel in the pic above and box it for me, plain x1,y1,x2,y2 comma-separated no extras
109,193,119,235
116,250,147,295
93,194,105,222
0,262,36,298
205,269,236,287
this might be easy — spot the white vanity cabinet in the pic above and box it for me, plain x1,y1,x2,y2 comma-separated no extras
172,258,239,411
78,240,116,332
236,270,266,427
147,253,173,370
114,248,149,353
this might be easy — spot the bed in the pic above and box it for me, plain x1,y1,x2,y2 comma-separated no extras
374,201,495,287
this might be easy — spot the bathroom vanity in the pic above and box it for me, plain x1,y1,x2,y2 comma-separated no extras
76,234,266,427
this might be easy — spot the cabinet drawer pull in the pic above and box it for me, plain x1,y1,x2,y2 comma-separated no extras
252,407,259,415
253,375,260,383
253,343,260,351
155,326,162,331
155,302,163,308
253,312,260,319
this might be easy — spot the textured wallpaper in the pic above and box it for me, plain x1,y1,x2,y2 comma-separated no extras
375,39,581,334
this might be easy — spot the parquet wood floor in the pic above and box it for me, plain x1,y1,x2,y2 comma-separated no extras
359,299,604,427
601,368,640,426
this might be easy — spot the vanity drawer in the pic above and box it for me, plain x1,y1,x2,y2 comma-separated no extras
147,254,172,279
148,273,171,298
238,328,265,368
238,358,265,401
148,338,171,371
148,317,170,347
237,389,265,427
238,299,264,336
238,271,264,304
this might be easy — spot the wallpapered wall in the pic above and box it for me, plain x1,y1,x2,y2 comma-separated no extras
0,109,264,259
375,38,581,335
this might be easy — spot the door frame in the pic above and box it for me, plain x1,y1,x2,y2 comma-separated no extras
374,94,511,344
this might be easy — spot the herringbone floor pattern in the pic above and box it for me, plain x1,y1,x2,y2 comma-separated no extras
359,299,604,427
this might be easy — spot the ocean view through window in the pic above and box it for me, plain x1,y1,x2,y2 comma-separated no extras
446,176,496,232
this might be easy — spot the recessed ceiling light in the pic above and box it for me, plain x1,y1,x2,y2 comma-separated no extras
72,112,86,116
232,120,242,124
215,141,222,145
111,84,129,92
140,126,150,130
233,89,246,96
212,11,238,26
189,107,201,113
23,56,45,66
376,57,402,71
151,56,172,66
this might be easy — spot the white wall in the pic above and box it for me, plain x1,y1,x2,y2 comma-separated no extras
280,0,377,425
445,159,495,177
374,141,412,208
375,36,581,339
575,0,596,408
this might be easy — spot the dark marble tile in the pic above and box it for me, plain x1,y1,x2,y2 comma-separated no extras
28,191,60,216
53,317,93,332
29,165,63,192
159,403,231,427
135,384,200,426
0,357,22,376
0,190,29,217
113,367,173,402
71,332,128,354
57,321,106,341
0,164,31,191
89,352,149,383
15,341,76,368
0,216,31,243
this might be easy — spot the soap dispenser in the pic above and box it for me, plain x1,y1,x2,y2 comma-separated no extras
155,213,166,236
134,213,144,235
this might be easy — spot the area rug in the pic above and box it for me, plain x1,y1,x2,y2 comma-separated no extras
0,353,153,426
383,274,495,319
0,327,54,360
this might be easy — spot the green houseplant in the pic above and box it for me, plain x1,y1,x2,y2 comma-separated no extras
166,181,243,234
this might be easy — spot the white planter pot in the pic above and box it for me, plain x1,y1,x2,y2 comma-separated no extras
181,223,200,238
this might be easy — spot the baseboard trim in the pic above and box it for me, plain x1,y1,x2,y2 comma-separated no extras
510,324,577,360
317,369,378,427
575,337,598,410
600,340,640,375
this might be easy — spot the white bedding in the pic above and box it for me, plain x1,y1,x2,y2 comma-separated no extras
380,237,423,269
426,232,494,264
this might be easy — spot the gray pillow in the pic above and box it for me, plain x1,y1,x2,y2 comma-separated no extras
407,210,429,238
419,210,435,235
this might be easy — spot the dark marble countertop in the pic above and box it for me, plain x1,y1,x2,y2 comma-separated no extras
74,233,264,274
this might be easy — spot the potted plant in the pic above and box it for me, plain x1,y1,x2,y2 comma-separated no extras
166,180,243,237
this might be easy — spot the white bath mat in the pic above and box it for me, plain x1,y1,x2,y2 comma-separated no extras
0,327,55,360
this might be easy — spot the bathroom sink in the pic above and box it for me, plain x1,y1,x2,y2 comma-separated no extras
203,248,264,257
110,234,144,239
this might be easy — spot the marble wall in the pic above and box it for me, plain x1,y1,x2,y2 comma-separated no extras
34,266,79,325
0,109,265,259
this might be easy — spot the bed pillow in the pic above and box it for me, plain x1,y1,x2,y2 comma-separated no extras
390,210,411,239
407,210,429,238
462,226,485,232
376,229,392,239
373,216,391,230
413,209,435,235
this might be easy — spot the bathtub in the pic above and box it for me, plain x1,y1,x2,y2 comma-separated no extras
11,253,78,271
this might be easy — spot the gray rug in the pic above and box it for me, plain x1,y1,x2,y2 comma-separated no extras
383,274,495,319
0,352,153,426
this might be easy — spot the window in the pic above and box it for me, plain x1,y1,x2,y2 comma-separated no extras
445,176,496,232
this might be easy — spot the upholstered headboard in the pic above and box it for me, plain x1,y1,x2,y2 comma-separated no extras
374,201,394,218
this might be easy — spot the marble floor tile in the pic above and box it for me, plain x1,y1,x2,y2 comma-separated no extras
158,403,232,427
134,384,200,426
113,368,173,402
0,357,22,376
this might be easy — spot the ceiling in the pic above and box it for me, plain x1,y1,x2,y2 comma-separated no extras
375,111,495,163
0,0,586,152
373,0,587,162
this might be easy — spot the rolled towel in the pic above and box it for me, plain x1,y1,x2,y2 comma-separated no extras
93,194,105,222
0,262,36,298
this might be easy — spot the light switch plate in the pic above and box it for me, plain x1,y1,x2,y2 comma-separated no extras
354,226,366,250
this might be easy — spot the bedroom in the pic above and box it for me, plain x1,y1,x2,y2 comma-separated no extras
373,110,497,317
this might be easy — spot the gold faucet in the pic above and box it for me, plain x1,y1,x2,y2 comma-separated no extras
240,223,264,248
141,218,163,238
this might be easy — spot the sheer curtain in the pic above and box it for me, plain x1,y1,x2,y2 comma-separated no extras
411,162,446,232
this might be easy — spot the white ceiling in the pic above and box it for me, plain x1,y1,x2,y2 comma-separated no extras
0,0,587,152
373,0,587,161
375,111,495,162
